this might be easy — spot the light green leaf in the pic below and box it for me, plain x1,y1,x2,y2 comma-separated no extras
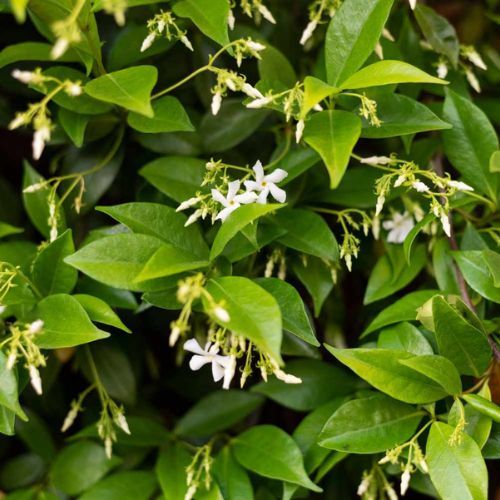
32,229,77,296
340,60,447,90
377,322,434,355
325,346,456,403
325,0,394,86
0,222,22,239
173,0,229,46
127,96,194,133
302,76,338,116
232,425,322,492
442,89,498,199
0,352,27,420
210,204,284,260
79,471,158,500
463,394,500,424
73,294,130,333
304,110,361,188
432,296,491,376
175,391,264,438
85,66,158,117
252,360,357,411
319,394,423,453
426,422,487,500
254,278,318,346
36,294,109,348
204,277,283,364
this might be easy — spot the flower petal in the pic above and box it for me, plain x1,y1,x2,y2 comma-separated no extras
234,191,258,204
244,180,260,192
256,187,270,204
211,189,228,207
266,168,288,184
252,160,264,182
183,338,206,355
212,361,225,381
216,205,238,222
269,184,286,203
189,355,211,371
227,180,241,200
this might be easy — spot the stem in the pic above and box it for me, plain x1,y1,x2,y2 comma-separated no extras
152,65,210,99
85,346,107,403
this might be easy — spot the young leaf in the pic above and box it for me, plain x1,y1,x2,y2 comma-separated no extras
303,110,361,188
232,425,322,492
127,96,194,133
325,0,394,86
36,294,109,348
302,76,338,116
32,229,77,296
462,395,500,424
85,66,158,117
319,394,423,453
426,422,487,500
203,277,283,364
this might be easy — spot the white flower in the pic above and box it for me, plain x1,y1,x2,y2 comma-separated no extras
400,469,411,496
105,437,113,459
412,180,430,193
183,339,234,386
242,83,263,99
375,195,385,216
211,92,222,115
394,174,406,188
9,114,26,130
419,458,429,474
409,0,417,9
246,39,266,52
180,35,194,51
360,155,392,166
12,69,35,84
213,305,230,323
246,96,273,108
440,211,451,237
386,486,398,500
274,368,302,384
437,62,448,79
29,365,42,395
244,160,287,204
222,355,236,389
228,9,235,30
448,180,473,192
51,38,69,59
176,196,200,212
185,208,203,226
313,103,323,111
28,319,44,334
141,33,156,52
464,49,487,70
61,406,78,432
225,77,237,91
212,180,258,221
466,69,481,93
66,83,82,96
345,253,352,272
157,20,166,33
300,20,317,46
357,476,370,496
32,126,51,160
258,4,276,24
115,412,130,434
295,119,305,143
383,212,414,244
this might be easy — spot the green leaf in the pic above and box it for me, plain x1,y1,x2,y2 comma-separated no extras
232,425,322,492
258,45,297,88
173,0,229,47
156,442,191,500
36,294,109,348
273,208,339,261
0,352,27,420
98,202,208,258
302,77,338,116
426,422,487,500
340,60,447,90
490,150,500,173
377,322,433,355
85,66,158,117
325,347,456,403
175,391,264,438
254,278,318,346
210,204,284,260
432,296,491,376
304,110,361,188
213,447,253,500
452,250,500,303
0,42,79,68
442,89,498,199
139,156,206,203
65,233,167,291
79,471,157,500
58,108,90,147
203,277,283,364
32,229,77,296
325,0,394,86
414,4,459,66
364,244,427,304
319,394,423,453
0,222,22,239
362,290,439,336
404,213,435,264
127,96,194,133
15,409,56,461
252,360,357,411
73,294,130,333
22,162,66,239
51,441,120,496
483,249,500,287
463,395,500,424
360,94,451,139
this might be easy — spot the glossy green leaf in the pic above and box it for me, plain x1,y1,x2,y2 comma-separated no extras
463,394,500,424
0,222,22,239
258,45,297,88
325,0,394,86
213,447,253,500
319,394,423,453
304,110,361,188
426,422,487,500
79,471,157,500
36,294,109,348
73,294,130,332
127,96,194,133
232,425,321,492
377,322,433,355
0,42,79,68
203,277,283,363
58,108,90,147
85,66,158,117
302,76,337,116
156,442,191,500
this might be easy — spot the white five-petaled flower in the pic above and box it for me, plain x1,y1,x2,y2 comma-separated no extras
244,160,288,204
212,180,257,221
412,180,430,193
183,339,234,388
383,211,414,244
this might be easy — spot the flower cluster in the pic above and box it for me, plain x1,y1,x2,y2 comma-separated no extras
229,0,276,29
140,10,193,53
185,442,213,500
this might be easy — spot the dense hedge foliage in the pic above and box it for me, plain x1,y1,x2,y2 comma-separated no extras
0,0,499,498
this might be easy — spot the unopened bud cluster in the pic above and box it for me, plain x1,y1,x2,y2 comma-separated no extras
140,10,193,53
